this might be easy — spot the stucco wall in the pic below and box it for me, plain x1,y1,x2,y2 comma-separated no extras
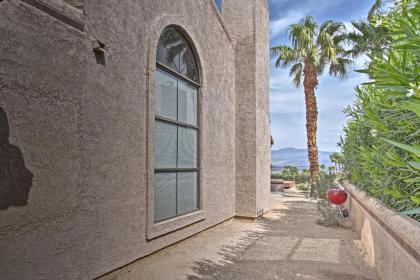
223,0,271,218
342,182,420,280
63,0,83,9
224,0,257,218
0,0,240,279
254,0,271,215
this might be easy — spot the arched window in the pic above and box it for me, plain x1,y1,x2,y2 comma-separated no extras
154,27,200,222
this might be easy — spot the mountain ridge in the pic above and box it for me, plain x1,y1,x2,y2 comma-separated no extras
271,147,334,171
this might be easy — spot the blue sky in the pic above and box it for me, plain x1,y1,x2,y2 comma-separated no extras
268,0,375,152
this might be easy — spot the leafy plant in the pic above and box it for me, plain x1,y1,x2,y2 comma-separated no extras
296,183,309,191
271,166,310,184
340,0,420,220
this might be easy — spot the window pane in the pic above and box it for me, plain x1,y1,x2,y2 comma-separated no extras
155,172,177,222
178,127,197,168
157,27,198,82
155,121,177,168
155,69,177,120
177,172,198,215
156,28,183,72
179,46,198,82
178,80,197,125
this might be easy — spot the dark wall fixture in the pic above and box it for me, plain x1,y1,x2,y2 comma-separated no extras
0,107,33,210
93,40,106,65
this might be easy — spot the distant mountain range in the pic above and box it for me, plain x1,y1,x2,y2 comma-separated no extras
271,147,334,171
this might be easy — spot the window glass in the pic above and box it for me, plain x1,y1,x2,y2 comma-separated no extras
178,80,197,125
155,173,177,221
156,27,198,82
155,69,177,120
178,127,197,168
155,121,177,168
177,172,198,215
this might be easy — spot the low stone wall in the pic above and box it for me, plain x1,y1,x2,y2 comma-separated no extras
283,181,295,189
341,181,420,280
270,179,284,192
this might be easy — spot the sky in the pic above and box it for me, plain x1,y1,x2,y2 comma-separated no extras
268,0,375,152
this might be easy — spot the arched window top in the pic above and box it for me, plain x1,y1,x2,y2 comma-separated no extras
156,27,199,82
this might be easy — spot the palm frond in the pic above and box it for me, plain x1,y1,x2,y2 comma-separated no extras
271,45,302,68
368,0,383,22
272,17,352,82
329,57,353,79
288,16,317,49
346,20,390,58
318,21,347,64
290,63,303,87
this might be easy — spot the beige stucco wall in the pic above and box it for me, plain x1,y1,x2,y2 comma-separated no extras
223,0,271,218
0,0,265,279
342,182,420,280
254,0,271,215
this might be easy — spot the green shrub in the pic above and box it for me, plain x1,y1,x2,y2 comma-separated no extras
296,183,309,191
340,0,420,220
316,173,339,199
271,166,310,184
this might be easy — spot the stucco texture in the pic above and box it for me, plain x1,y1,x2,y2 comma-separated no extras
223,0,271,218
0,0,272,279
342,182,420,280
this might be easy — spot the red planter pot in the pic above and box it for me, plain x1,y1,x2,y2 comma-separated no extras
326,189,348,205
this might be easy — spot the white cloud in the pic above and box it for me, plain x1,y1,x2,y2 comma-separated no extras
270,12,303,39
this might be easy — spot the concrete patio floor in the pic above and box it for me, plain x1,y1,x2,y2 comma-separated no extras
101,189,379,280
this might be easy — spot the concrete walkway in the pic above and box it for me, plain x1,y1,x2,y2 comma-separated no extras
102,189,379,280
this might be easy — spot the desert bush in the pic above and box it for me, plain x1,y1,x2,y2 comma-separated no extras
271,167,310,184
315,172,341,226
296,183,309,191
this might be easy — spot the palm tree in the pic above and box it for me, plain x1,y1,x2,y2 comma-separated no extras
346,0,391,60
367,0,393,22
271,17,351,197
346,20,390,59
330,152,345,172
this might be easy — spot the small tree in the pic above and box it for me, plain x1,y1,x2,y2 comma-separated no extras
330,152,345,172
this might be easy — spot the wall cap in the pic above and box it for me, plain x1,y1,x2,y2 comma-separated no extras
342,180,420,261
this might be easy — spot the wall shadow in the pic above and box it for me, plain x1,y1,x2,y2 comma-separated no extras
185,225,272,280
185,210,291,280
0,107,33,210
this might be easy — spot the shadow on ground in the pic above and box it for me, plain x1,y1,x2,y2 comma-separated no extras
186,191,378,280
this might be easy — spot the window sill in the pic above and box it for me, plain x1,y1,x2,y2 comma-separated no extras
147,210,205,240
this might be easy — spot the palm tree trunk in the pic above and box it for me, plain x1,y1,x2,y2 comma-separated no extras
303,61,319,197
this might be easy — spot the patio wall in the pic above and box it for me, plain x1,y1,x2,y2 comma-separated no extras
342,181,420,280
